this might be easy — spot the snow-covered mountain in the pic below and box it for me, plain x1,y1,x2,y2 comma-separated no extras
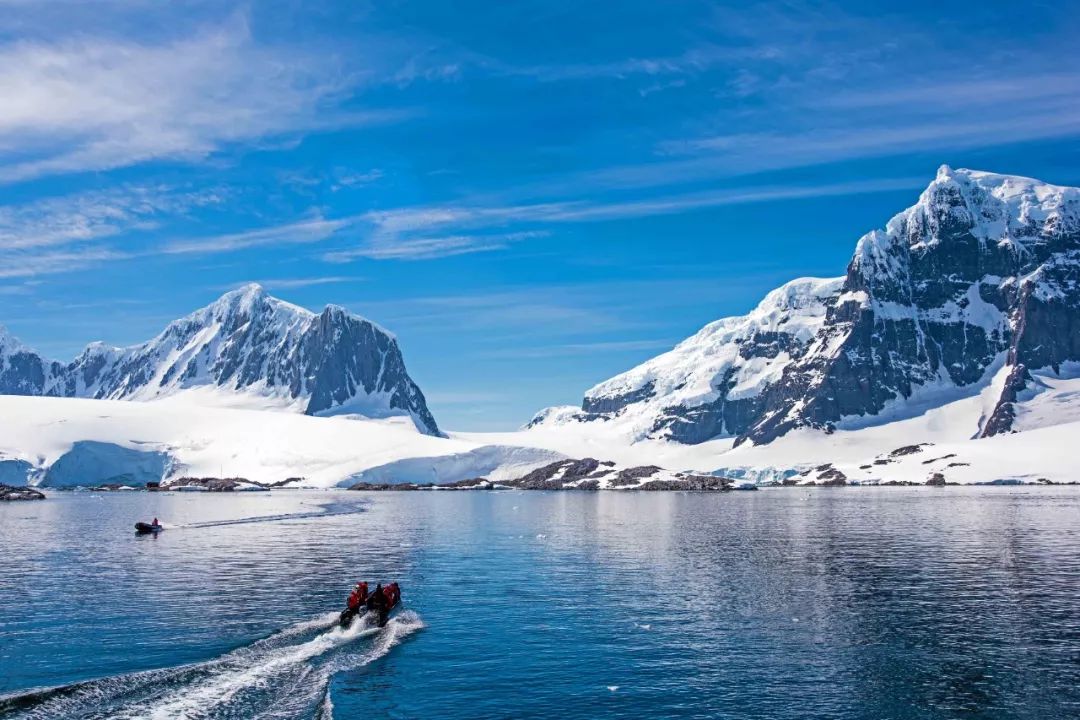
0,284,441,435
531,166,1080,446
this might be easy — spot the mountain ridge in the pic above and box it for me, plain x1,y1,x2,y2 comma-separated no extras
0,283,440,435
531,166,1080,447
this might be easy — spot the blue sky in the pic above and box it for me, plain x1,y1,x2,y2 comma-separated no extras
1,0,1079,430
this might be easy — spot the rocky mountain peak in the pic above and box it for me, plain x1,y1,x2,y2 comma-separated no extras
534,167,1080,447
0,288,441,436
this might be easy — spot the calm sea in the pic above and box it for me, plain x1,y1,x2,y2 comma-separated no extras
1,487,1078,719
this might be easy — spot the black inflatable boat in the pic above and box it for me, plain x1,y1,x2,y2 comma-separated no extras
134,522,163,534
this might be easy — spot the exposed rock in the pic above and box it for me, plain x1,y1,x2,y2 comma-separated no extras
166,476,265,492
534,168,1080,448
267,477,306,488
348,478,499,491
0,284,440,435
348,459,733,492
636,475,732,491
816,468,848,486
608,465,665,487
890,444,931,457
0,483,45,501
348,482,424,491
980,363,1032,437
505,458,604,489
922,453,957,464
926,473,948,486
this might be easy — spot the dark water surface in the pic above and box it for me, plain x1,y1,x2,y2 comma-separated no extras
1,488,1078,719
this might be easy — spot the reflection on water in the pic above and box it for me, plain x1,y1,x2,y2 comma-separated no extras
1,488,1078,719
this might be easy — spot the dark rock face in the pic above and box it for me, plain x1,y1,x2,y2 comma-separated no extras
743,168,1080,444
980,364,1031,437
348,478,495,492
926,473,947,486
508,458,604,490
166,477,264,492
635,475,732,491
0,484,45,500
556,168,1080,446
0,285,440,436
582,382,656,415
367,458,734,492
0,330,63,396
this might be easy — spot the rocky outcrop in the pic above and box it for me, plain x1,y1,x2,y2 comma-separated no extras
0,284,440,436
165,477,266,492
348,458,734,492
0,484,45,500
348,478,495,492
980,364,1032,436
534,167,1080,447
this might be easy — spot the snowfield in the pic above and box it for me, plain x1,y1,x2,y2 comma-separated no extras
2,361,1078,489
461,362,1080,485
0,394,561,489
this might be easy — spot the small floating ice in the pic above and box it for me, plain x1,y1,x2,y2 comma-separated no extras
607,686,619,693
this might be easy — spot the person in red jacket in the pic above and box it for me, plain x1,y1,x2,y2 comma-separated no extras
347,582,368,611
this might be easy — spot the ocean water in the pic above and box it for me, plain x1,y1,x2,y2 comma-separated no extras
1,487,1078,719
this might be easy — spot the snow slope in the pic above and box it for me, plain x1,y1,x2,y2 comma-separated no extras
463,361,1080,485
532,167,1080,448
1,284,441,435
546,276,843,442
0,395,560,488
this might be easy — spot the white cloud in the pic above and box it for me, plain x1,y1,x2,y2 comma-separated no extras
322,176,922,263
164,216,355,255
325,230,547,262
0,185,223,251
0,248,129,278
0,18,396,182
221,276,359,291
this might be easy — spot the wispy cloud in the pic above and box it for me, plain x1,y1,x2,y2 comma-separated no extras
653,96,1080,178
164,216,355,255
325,230,547,262
322,175,922,262
0,248,129,278
0,184,223,251
218,276,359,291
0,17,400,183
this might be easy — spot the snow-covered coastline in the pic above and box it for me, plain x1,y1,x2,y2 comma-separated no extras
2,366,1078,489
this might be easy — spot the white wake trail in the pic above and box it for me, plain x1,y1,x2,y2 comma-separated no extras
2,610,423,720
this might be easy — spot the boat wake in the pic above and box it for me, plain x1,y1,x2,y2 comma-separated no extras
178,498,369,530
0,610,423,720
